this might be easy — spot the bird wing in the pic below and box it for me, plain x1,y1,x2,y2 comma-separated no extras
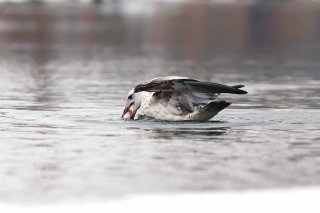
148,92,189,116
149,91,215,116
134,76,247,95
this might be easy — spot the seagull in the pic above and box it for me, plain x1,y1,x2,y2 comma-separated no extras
122,76,247,121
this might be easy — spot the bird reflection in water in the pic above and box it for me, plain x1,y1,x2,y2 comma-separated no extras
142,126,229,140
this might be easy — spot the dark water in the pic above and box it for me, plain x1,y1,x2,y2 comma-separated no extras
0,1,320,202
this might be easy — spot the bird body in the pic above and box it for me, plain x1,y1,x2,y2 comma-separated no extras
122,76,247,121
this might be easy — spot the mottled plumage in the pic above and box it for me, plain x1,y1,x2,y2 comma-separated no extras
122,76,247,121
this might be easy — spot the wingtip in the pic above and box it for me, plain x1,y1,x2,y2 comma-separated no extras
232,85,247,94
232,84,245,89
233,89,247,94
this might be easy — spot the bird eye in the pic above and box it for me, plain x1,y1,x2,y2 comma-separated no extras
128,95,133,99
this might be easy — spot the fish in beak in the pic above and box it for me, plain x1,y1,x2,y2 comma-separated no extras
122,102,136,120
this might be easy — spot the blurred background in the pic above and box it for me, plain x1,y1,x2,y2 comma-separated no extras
1,0,320,62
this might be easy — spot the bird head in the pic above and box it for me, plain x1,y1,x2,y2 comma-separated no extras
122,89,144,120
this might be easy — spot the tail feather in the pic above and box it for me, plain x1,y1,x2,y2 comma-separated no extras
187,100,231,121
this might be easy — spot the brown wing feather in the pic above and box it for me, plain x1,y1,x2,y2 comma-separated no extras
134,76,195,93
134,76,247,95
151,91,201,116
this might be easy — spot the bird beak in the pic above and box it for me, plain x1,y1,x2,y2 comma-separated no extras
122,102,136,120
